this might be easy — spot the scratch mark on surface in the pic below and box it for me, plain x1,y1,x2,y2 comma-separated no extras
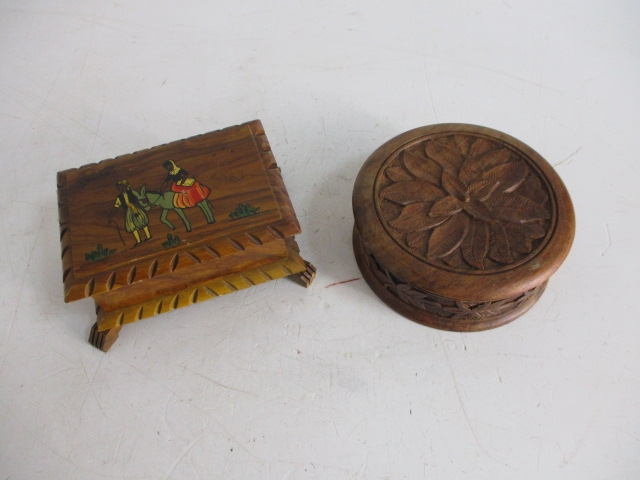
185,368,258,397
459,332,468,351
79,356,107,418
325,278,360,288
0,209,49,376
554,146,582,167
561,373,614,468
114,429,125,459
3,65,63,161
600,223,611,256
439,334,514,470
178,354,198,368
0,397,81,470
161,393,175,431
422,58,439,122
225,289,250,355
163,433,204,480
441,336,480,446
89,99,106,156
537,441,542,472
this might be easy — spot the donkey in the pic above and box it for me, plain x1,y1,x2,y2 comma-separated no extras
133,186,215,232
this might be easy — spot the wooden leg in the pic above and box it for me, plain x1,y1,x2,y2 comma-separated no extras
293,260,316,287
89,322,122,352
284,238,315,287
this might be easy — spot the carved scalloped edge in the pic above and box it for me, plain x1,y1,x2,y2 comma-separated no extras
62,222,303,302
58,120,266,176
59,230,291,303
94,249,308,331
58,171,75,292
250,122,278,171
58,120,303,302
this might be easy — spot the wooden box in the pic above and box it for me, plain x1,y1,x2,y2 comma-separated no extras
58,120,315,351
352,124,574,331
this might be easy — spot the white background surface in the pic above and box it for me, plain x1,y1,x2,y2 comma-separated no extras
1,1,639,478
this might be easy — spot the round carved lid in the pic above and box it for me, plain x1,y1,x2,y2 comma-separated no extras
353,124,575,303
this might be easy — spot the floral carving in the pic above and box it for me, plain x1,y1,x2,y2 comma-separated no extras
378,134,552,271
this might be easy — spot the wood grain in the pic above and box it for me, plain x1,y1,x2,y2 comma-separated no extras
58,120,314,350
353,124,574,331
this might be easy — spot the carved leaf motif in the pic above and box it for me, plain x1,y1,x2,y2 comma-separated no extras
461,219,490,269
518,174,549,205
406,231,427,250
521,221,547,239
453,135,471,158
381,180,444,205
430,196,462,217
441,171,467,199
394,283,433,309
442,247,465,268
458,162,480,186
378,134,552,272
391,203,448,232
468,138,493,162
478,147,511,171
468,178,500,201
367,249,543,320
489,223,513,264
504,223,533,254
481,161,526,190
425,140,458,174
460,146,511,184
368,254,394,286
462,198,495,222
487,192,551,223
402,149,440,184
460,139,491,181
427,214,469,260
386,166,413,182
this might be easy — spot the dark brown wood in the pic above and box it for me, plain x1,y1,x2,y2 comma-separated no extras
58,120,314,350
352,123,574,331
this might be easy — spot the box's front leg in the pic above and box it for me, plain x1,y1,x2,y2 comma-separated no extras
90,299,130,351
286,238,316,287
89,321,122,352
293,260,316,287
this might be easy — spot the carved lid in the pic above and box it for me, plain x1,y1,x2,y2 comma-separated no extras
58,120,300,302
353,124,575,301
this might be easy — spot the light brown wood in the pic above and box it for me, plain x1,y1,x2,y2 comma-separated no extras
352,123,574,331
58,120,315,351
89,322,121,352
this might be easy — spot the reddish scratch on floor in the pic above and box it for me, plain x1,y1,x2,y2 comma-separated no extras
325,278,361,288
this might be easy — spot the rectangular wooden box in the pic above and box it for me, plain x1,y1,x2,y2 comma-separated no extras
57,120,315,351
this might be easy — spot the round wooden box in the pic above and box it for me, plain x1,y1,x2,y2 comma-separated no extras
352,124,575,331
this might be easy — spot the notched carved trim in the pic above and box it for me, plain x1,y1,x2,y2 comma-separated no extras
95,252,309,331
